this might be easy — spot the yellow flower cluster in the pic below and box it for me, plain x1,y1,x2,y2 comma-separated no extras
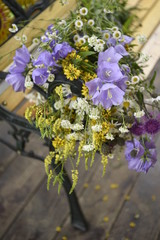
52,136,65,149
81,72,97,82
63,63,81,81
101,154,108,176
81,84,89,97
70,169,79,193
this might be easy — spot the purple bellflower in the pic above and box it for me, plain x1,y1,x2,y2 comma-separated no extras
32,50,59,85
86,79,125,109
97,61,123,83
98,46,122,65
52,42,74,60
6,45,30,92
125,138,157,173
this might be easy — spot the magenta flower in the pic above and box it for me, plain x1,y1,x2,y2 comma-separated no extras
144,119,160,134
6,45,30,92
130,122,145,136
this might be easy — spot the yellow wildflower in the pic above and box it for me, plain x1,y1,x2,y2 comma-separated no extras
129,222,136,228
80,46,89,51
63,63,81,81
101,154,108,176
81,84,89,97
52,136,65,149
70,169,79,193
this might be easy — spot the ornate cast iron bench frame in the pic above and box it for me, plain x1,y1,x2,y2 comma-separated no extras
0,0,88,231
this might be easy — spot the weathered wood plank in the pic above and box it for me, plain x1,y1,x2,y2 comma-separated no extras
108,166,160,240
134,0,160,51
0,133,48,239
53,156,138,240
2,153,105,240
0,87,30,112
0,122,17,176
141,24,160,77
0,0,77,71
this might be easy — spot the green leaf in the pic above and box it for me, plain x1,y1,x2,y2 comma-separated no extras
149,71,156,88
79,51,96,59
136,91,144,105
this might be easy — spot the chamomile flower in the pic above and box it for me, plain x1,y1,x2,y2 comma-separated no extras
48,74,55,82
113,30,121,39
9,24,18,33
131,76,140,84
78,37,86,45
111,26,119,32
88,19,95,26
73,34,80,42
103,32,110,40
21,34,27,43
32,38,40,45
83,35,89,41
75,20,83,30
79,7,88,16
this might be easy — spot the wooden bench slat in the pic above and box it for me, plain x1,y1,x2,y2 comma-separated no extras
0,0,77,71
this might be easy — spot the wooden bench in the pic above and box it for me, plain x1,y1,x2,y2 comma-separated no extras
0,0,160,239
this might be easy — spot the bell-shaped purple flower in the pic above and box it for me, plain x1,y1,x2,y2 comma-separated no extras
98,46,122,65
5,73,26,92
86,79,125,109
32,68,49,85
33,51,58,67
52,42,74,60
5,45,30,92
125,138,157,173
120,35,133,46
98,83,125,109
115,44,129,56
97,61,123,83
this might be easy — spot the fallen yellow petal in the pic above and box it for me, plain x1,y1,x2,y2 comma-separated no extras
103,195,108,202
103,216,109,222
95,184,101,190
110,184,119,189
129,222,136,228
56,226,61,232
83,183,89,188
152,195,156,201
124,195,130,201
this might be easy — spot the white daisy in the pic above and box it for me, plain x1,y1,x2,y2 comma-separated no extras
79,7,88,16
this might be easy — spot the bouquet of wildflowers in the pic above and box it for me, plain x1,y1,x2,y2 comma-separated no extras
6,0,160,192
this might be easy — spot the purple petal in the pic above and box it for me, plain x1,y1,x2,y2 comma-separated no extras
115,44,129,56
6,73,25,92
32,68,49,85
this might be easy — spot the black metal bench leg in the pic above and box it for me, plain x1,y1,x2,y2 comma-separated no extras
50,145,88,231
